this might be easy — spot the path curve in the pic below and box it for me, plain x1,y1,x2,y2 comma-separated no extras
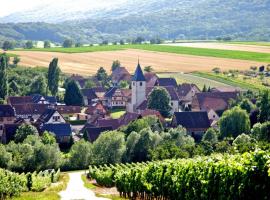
59,171,108,200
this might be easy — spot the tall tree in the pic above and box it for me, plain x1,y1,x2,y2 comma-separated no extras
29,76,47,95
144,66,153,72
44,40,51,48
64,79,83,106
111,60,121,71
258,90,270,123
2,41,14,50
147,87,171,117
47,58,60,96
219,107,250,138
25,41,34,49
0,55,8,99
63,39,73,48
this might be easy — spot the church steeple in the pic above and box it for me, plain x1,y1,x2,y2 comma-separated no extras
132,60,145,81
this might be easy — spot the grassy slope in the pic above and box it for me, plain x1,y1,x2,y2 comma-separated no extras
13,173,69,200
13,44,270,63
192,72,267,91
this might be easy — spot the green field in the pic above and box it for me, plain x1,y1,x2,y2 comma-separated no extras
13,44,270,63
192,72,268,91
225,41,270,47
158,72,235,89
110,109,126,119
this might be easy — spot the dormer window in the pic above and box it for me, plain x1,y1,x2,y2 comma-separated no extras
53,116,60,122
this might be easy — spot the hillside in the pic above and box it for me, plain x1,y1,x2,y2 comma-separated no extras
0,0,270,43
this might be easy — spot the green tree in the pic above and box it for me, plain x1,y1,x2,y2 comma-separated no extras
0,145,11,168
0,55,8,99
69,140,93,169
63,39,73,48
29,76,46,95
219,107,250,138
111,60,121,71
119,40,125,45
41,131,56,145
202,84,207,92
44,41,51,48
251,122,270,142
92,131,126,164
47,58,60,96
148,87,171,117
258,90,270,122
96,67,108,81
12,56,20,66
232,133,256,153
64,79,83,106
2,41,14,50
25,41,34,49
239,98,255,113
14,124,39,143
202,128,218,145
144,66,153,72
75,42,82,47
119,80,129,89
9,80,20,96
84,79,96,89
124,131,141,162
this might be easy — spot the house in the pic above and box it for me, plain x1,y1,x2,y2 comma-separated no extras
36,109,66,125
145,72,159,87
12,103,49,120
70,74,87,88
7,96,33,105
82,125,113,142
176,83,200,109
41,123,72,144
0,105,16,141
171,111,211,140
1,118,26,144
92,87,107,99
155,77,178,87
56,105,82,115
31,94,57,105
104,87,131,109
191,92,239,114
111,67,132,87
85,102,107,117
81,88,98,105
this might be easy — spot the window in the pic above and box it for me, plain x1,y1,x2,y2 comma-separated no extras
140,82,143,86
0,125,3,130
53,116,60,122
133,82,135,86
171,102,173,106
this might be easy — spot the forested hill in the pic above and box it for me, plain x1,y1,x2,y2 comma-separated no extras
0,0,270,43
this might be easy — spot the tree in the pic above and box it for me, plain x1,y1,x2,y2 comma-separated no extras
251,122,270,142
258,90,270,122
9,80,19,95
219,107,250,138
2,41,14,50
14,124,39,143
92,131,126,164
119,40,125,45
75,42,82,47
44,41,51,48
25,41,34,49
111,60,121,71
232,133,256,153
202,128,218,144
0,55,8,99
41,131,56,145
148,87,171,117
64,79,83,106
144,66,153,72
212,67,221,74
202,84,207,92
239,98,255,113
133,36,145,44
69,140,93,169
63,39,73,48
47,58,60,96
119,80,129,89
13,56,20,66
96,67,108,81
0,145,11,168
84,80,96,89
29,76,46,96
124,131,141,162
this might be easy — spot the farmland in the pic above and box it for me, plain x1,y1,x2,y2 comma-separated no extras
8,48,266,75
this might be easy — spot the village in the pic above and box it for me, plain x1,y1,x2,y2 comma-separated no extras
0,61,241,147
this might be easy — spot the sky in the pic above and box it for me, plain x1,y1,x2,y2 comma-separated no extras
0,0,127,17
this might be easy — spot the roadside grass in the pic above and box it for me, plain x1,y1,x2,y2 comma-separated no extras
110,109,126,119
12,44,270,63
192,71,268,91
157,72,231,89
13,172,69,200
81,174,127,200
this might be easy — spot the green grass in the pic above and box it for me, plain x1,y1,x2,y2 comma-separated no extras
110,109,126,119
81,174,96,189
225,41,270,47
158,72,232,89
192,72,268,91
13,173,69,200
12,44,270,63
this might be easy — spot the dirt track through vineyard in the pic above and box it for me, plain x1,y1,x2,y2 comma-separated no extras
10,49,265,75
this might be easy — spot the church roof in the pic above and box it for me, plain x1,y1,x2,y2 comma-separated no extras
132,63,145,81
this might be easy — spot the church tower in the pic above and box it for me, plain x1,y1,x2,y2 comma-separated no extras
128,61,146,112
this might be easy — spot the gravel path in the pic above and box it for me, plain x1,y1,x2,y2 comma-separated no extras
59,171,108,200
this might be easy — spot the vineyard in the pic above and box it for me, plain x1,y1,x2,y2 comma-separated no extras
0,168,60,199
89,151,270,200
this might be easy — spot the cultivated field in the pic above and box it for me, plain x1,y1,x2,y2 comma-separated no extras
9,49,265,75
162,42,270,53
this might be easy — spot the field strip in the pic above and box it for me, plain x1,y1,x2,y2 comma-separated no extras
9,49,265,75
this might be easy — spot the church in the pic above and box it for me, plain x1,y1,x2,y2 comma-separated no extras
127,62,146,113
